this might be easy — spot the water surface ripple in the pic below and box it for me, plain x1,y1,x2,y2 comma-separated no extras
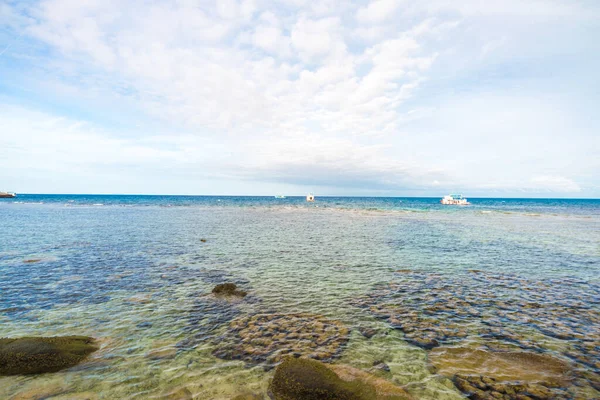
0,196,599,399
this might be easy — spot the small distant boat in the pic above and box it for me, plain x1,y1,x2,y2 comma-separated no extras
0,191,16,198
274,195,286,199
440,194,470,205
306,193,315,202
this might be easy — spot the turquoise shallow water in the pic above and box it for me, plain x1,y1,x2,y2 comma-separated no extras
0,195,599,399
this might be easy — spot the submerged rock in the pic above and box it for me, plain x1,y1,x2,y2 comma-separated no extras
372,360,391,372
232,394,263,400
352,269,600,386
267,357,413,400
146,347,177,361
358,327,378,339
454,374,569,400
178,292,245,350
0,336,98,375
212,283,247,297
429,346,573,399
162,387,193,400
9,382,68,400
213,313,349,367
429,346,571,386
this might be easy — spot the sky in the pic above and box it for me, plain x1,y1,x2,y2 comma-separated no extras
0,0,599,197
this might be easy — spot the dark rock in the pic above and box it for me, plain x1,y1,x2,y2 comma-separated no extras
0,336,98,375
359,327,378,339
267,357,412,400
407,336,439,350
372,361,390,372
212,283,247,297
454,375,478,394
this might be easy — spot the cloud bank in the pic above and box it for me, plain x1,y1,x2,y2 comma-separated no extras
0,0,598,196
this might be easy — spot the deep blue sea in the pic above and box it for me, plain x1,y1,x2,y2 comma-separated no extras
4,194,600,214
1,195,599,399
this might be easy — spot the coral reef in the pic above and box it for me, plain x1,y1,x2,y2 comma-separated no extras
213,313,349,367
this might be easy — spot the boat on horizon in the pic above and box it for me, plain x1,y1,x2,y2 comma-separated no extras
274,195,286,199
440,194,470,205
0,191,16,198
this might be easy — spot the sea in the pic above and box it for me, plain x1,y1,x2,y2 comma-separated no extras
1,195,599,399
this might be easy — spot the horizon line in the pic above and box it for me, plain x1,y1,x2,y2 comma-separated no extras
6,193,600,200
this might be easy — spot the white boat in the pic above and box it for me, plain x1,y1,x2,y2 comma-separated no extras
306,193,315,202
0,191,16,198
440,194,470,205
274,195,286,199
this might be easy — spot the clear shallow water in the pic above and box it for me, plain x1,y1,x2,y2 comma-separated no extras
0,195,599,399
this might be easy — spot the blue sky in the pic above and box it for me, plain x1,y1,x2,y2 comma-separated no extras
1,0,599,197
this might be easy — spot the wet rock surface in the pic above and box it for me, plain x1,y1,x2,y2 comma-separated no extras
213,313,350,367
0,336,98,375
353,270,600,397
267,357,413,400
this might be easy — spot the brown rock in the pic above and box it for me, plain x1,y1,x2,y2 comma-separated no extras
0,336,98,376
429,346,571,386
212,283,247,297
330,364,413,399
10,383,67,400
231,394,262,400
358,327,378,339
146,347,177,360
268,357,413,400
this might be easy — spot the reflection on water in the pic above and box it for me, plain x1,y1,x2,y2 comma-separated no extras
0,196,599,399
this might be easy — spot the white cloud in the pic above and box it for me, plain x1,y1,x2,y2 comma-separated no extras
356,0,402,24
0,104,449,194
290,16,346,63
0,0,598,196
